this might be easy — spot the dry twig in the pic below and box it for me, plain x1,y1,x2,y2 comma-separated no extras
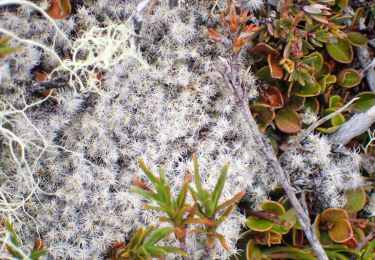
215,55,329,260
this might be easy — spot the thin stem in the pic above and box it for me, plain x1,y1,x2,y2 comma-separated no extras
216,50,328,259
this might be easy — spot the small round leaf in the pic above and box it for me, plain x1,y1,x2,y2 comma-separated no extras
261,200,285,216
337,69,362,88
275,108,302,133
326,38,353,64
328,218,353,243
320,208,349,224
246,217,273,232
344,188,366,213
294,81,321,97
346,32,368,47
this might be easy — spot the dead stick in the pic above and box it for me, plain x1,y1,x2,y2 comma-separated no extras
217,55,328,260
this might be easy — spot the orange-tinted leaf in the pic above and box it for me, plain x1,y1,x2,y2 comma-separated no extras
208,29,224,42
275,108,302,133
215,233,229,250
174,227,186,240
133,178,151,191
268,54,283,79
328,218,353,243
34,71,48,82
233,37,247,54
47,0,71,19
251,43,280,56
32,237,44,251
320,208,348,224
185,217,215,227
263,85,284,109
269,232,282,245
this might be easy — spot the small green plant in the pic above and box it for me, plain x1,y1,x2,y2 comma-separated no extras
126,155,245,257
106,226,186,260
132,159,214,251
189,154,246,253
3,221,47,260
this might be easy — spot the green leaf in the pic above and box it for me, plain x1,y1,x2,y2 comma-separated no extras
271,223,291,235
252,103,275,124
261,200,285,216
351,92,375,113
246,217,273,232
262,246,316,260
326,74,337,85
177,175,191,209
330,15,352,24
317,126,340,133
5,221,20,246
303,51,323,72
351,7,364,29
304,97,320,113
363,238,375,258
212,164,228,209
255,66,275,84
279,208,297,228
158,246,188,256
275,108,302,134
29,249,48,260
344,188,366,213
246,239,262,260
5,244,24,259
337,69,362,88
138,159,159,186
139,226,155,245
130,227,145,249
294,81,321,97
346,32,368,46
145,227,172,246
287,96,305,111
336,0,348,9
326,37,353,64
323,108,346,127
143,246,167,256
0,37,22,59
131,186,159,201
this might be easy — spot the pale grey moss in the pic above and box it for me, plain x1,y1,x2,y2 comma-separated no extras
282,134,363,209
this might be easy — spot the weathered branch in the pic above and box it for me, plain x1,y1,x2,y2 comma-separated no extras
217,56,328,260
328,105,375,144
356,46,375,92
